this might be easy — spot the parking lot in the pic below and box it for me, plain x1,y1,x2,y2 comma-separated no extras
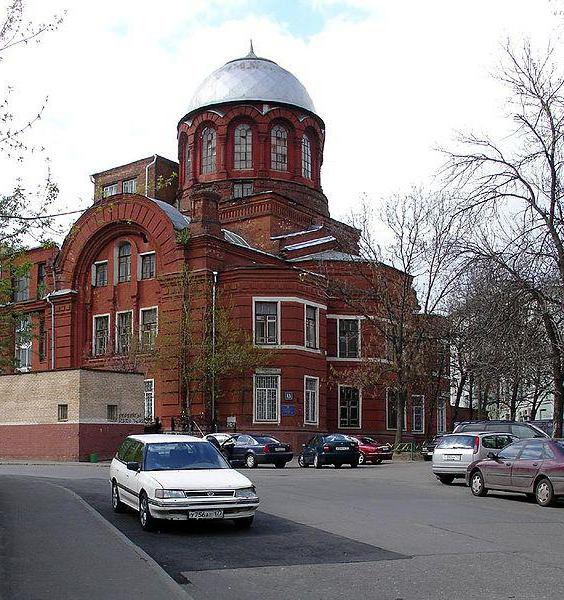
2,459,564,599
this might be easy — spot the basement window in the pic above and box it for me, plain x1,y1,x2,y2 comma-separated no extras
107,404,118,421
58,404,68,422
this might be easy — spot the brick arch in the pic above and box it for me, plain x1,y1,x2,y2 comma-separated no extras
57,194,185,289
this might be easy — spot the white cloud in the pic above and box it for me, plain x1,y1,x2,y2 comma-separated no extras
1,0,560,239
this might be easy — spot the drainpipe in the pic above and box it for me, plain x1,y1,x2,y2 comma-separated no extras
211,271,218,432
145,154,157,197
45,293,55,370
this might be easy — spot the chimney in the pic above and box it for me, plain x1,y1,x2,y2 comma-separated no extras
189,190,221,237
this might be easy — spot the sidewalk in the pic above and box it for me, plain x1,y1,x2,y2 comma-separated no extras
0,475,191,600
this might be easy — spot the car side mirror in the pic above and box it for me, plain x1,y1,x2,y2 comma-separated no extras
486,452,498,461
126,461,140,471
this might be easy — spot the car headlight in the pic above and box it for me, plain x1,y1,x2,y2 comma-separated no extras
155,489,185,499
235,487,257,498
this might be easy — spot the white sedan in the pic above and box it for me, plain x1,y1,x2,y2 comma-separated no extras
109,434,259,531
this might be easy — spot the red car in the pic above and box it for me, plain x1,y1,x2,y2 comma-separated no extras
349,436,393,465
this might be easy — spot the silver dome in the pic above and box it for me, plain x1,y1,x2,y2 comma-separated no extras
187,47,316,115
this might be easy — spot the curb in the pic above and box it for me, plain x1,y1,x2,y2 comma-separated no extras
0,461,110,467
56,484,195,600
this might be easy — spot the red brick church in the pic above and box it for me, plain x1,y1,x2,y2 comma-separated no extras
1,46,453,454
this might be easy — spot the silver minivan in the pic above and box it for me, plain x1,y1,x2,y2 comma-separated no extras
432,432,517,484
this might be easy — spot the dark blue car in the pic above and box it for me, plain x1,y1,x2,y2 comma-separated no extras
298,434,359,468
212,433,293,469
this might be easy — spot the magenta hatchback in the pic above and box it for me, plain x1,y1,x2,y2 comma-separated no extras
466,438,564,507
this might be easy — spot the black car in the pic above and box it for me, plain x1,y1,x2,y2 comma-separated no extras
221,434,293,468
453,420,549,439
421,435,444,461
298,434,359,468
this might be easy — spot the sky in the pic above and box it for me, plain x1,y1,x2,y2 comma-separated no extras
1,0,561,241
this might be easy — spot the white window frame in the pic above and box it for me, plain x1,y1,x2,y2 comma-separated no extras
304,304,319,350
139,306,158,350
144,379,155,421
116,241,132,283
304,376,319,426
115,310,133,355
91,260,108,287
437,397,447,434
14,314,32,372
92,313,110,356
337,317,361,359
103,183,118,198
338,384,362,429
122,178,137,194
412,395,425,433
253,300,280,346
253,373,281,424
386,388,407,431
138,251,156,281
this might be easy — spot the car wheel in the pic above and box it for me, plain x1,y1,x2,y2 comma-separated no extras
437,474,455,485
233,516,254,529
139,493,155,531
111,480,125,513
274,461,286,469
313,454,323,469
298,455,308,468
245,454,257,469
470,470,488,497
334,463,342,468
350,460,358,468
358,453,365,465
535,478,555,507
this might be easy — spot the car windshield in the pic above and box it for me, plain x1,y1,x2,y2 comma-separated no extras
436,435,476,449
144,442,230,471
254,436,281,444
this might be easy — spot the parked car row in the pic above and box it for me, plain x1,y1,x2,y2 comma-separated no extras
428,420,563,507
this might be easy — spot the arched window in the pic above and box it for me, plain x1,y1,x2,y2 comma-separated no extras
271,125,288,171
184,142,191,181
117,242,131,283
302,135,312,179
234,124,252,169
201,127,216,174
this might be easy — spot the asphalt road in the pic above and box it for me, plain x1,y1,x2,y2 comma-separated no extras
2,460,564,600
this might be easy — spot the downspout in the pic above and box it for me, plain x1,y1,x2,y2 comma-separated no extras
211,271,218,432
145,154,157,197
45,293,55,370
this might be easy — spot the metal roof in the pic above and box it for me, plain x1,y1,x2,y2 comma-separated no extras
148,198,190,231
187,47,316,115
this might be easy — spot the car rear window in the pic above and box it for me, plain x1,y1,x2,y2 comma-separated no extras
325,434,351,442
358,437,376,444
254,436,280,444
436,435,476,449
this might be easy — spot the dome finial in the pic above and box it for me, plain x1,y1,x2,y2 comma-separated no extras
246,39,257,59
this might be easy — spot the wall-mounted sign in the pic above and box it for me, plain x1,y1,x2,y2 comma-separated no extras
226,416,236,429
284,391,294,402
281,404,296,417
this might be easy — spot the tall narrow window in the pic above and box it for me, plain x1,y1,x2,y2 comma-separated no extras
254,301,278,345
338,318,360,358
412,395,424,433
140,253,156,280
107,404,118,421
122,178,137,194
271,125,288,171
38,318,47,362
387,389,407,430
201,127,216,174
58,404,68,422
93,261,108,287
185,144,191,180
304,376,319,425
339,386,360,428
254,374,279,422
302,135,312,179
140,308,158,350
437,398,447,433
144,379,155,420
37,263,46,297
12,273,29,302
234,124,252,169
93,315,110,356
305,305,318,349
14,315,32,371
118,242,131,283
116,311,132,355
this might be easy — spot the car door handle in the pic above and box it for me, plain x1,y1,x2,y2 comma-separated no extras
532,463,539,467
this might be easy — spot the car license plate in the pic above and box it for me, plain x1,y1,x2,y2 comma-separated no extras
188,509,224,519
336,446,348,451
444,454,461,461
275,447,285,452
